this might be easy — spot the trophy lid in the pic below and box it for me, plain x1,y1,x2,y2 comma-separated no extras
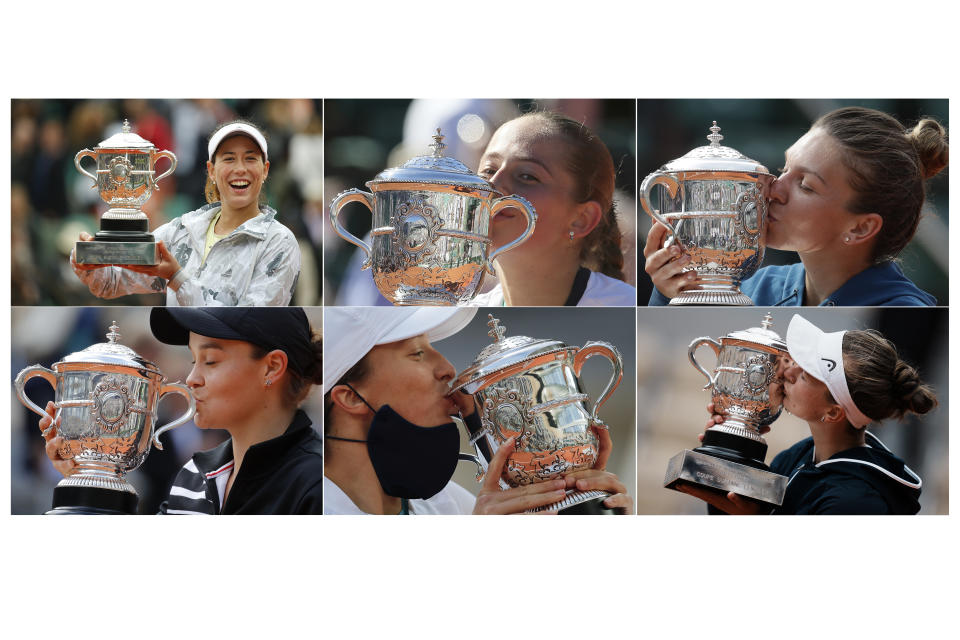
57,322,162,374
658,121,771,174
93,120,158,151
367,129,496,191
726,313,787,351
451,315,571,392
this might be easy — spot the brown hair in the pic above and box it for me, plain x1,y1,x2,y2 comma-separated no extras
518,111,625,280
204,119,269,205
812,106,948,263
842,329,937,422
250,330,322,408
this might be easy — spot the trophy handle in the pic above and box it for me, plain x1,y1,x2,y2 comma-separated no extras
485,194,537,276
74,149,98,187
152,382,196,450
458,452,486,482
13,366,58,418
151,149,178,188
688,337,722,390
640,171,681,239
573,341,623,426
330,189,375,270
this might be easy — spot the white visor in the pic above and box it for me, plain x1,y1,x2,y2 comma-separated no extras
786,314,872,428
208,123,268,162
322,307,477,391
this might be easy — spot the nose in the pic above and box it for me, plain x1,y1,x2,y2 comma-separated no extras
487,167,510,195
782,361,800,383
767,175,788,204
435,352,456,383
185,364,202,388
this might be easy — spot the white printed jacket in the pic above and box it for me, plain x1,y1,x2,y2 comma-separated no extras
73,204,300,306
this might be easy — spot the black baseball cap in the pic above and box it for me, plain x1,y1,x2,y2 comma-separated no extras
150,307,313,377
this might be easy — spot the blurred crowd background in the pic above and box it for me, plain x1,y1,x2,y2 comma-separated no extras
11,99,323,306
636,307,948,515
10,307,323,515
324,99,637,305
636,99,949,304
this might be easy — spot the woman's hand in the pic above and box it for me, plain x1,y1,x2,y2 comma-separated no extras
643,222,696,299
472,437,567,515
564,468,633,514
674,483,765,515
122,240,181,281
37,401,77,478
699,403,770,441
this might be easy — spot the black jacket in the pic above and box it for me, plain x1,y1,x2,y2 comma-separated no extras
770,432,921,515
160,409,323,514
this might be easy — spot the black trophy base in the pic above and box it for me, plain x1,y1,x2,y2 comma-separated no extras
695,427,769,470
664,449,788,507
45,484,139,515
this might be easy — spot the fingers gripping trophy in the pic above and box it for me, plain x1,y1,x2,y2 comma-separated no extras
74,119,177,266
452,315,623,514
14,322,195,514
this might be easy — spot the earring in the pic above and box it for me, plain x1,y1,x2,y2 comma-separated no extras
844,236,850,243
819,416,826,422
569,230,575,243
265,379,273,388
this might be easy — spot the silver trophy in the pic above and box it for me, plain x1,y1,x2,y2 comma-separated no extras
451,315,623,513
664,313,789,507
14,322,195,514
330,130,537,305
74,119,177,266
641,122,771,305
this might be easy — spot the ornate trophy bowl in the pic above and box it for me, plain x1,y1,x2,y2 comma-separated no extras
14,322,195,514
452,315,623,514
74,119,177,266
664,313,789,507
641,122,771,305
330,130,536,305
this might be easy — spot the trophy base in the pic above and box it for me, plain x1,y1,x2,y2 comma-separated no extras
697,427,768,469
47,484,139,515
526,489,613,515
75,236,159,266
669,288,753,306
664,449,787,507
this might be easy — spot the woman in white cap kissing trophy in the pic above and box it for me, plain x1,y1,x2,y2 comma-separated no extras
679,314,937,514
322,307,633,514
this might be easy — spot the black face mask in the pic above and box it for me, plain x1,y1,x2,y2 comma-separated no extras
327,385,460,500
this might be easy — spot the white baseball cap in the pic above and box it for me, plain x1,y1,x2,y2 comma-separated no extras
323,307,477,391
208,122,269,162
786,314,872,428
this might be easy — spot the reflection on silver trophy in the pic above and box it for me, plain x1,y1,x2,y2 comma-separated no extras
14,322,195,514
641,122,771,305
452,315,623,513
74,119,177,266
330,130,536,305
664,313,789,507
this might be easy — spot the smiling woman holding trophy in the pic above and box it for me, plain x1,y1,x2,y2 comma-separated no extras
71,119,301,306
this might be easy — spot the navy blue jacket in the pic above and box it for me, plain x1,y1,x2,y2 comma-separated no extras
649,261,937,306
769,432,922,515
